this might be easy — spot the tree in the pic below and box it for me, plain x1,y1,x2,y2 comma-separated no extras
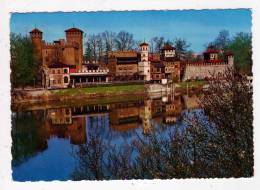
84,41,93,63
211,30,231,50
10,33,37,88
151,37,165,53
101,31,116,54
173,38,191,58
85,34,104,63
115,31,135,51
227,32,252,74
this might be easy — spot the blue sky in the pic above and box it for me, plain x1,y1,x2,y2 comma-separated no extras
10,9,251,52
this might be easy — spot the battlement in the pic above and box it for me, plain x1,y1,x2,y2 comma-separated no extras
186,61,228,67
70,68,109,76
43,41,79,49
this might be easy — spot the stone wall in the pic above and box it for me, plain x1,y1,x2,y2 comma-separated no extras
182,62,230,81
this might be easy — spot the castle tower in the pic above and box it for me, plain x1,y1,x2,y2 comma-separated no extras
65,28,84,69
139,42,151,81
227,52,234,67
30,28,43,63
203,45,219,61
140,42,149,62
161,43,176,60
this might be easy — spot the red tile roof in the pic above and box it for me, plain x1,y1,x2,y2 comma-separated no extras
161,44,175,50
140,42,149,46
224,51,234,56
65,27,83,33
30,28,43,33
203,45,219,54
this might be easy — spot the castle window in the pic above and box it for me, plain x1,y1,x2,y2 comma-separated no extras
64,69,68,74
64,76,69,83
57,70,60,74
52,70,55,74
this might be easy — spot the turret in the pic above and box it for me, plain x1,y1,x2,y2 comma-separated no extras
226,52,234,67
65,27,84,69
140,42,149,62
30,28,43,63
203,45,219,61
161,43,176,60
139,42,151,81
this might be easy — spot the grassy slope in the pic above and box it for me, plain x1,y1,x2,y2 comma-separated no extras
52,84,145,96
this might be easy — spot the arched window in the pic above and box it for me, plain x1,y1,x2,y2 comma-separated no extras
64,76,69,83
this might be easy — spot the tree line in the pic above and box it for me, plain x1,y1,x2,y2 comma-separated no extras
84,30,192,63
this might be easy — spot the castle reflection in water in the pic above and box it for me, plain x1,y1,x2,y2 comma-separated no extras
48,94,198,141
11,93,200,169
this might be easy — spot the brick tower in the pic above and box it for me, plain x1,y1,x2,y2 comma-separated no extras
65,27,84,69
30,28,43,64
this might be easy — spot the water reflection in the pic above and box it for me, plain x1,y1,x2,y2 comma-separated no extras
11,93,200,181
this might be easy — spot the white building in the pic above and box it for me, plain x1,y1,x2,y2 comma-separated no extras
138,42,151,81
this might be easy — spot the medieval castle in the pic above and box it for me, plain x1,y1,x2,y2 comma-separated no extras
29,27,234,89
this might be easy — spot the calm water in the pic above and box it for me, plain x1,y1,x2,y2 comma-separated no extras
12,93,201,181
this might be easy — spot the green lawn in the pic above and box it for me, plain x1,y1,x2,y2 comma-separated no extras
52,84,145,96
177,80,207,89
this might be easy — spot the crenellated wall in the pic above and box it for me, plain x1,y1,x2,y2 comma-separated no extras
183,61,232,81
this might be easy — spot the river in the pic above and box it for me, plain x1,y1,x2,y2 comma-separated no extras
11,92,203,181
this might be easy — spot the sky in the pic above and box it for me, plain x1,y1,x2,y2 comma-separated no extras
10,9,252,53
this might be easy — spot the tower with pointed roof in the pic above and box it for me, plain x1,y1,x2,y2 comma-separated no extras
65,27,84,69
30,28,43,63
138,42,151,81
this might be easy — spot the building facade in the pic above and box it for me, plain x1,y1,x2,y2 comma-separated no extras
182,46,234,81
107,51,139,80
30,27,84,70
45,62,71,89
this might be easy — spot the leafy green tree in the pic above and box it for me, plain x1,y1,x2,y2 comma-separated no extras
209,30,252,74
227,32,252,74
10,33,37,88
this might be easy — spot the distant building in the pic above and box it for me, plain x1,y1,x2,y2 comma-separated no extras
160,43,176,60
107,51,139,80
160,43,181,82
183,45,234,81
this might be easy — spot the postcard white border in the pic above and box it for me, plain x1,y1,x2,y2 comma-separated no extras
0,0,260,189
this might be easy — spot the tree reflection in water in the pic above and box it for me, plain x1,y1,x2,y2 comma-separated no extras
71,70,253,180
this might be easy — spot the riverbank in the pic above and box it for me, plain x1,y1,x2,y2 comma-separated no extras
11,81,207,110
11,84,147,111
